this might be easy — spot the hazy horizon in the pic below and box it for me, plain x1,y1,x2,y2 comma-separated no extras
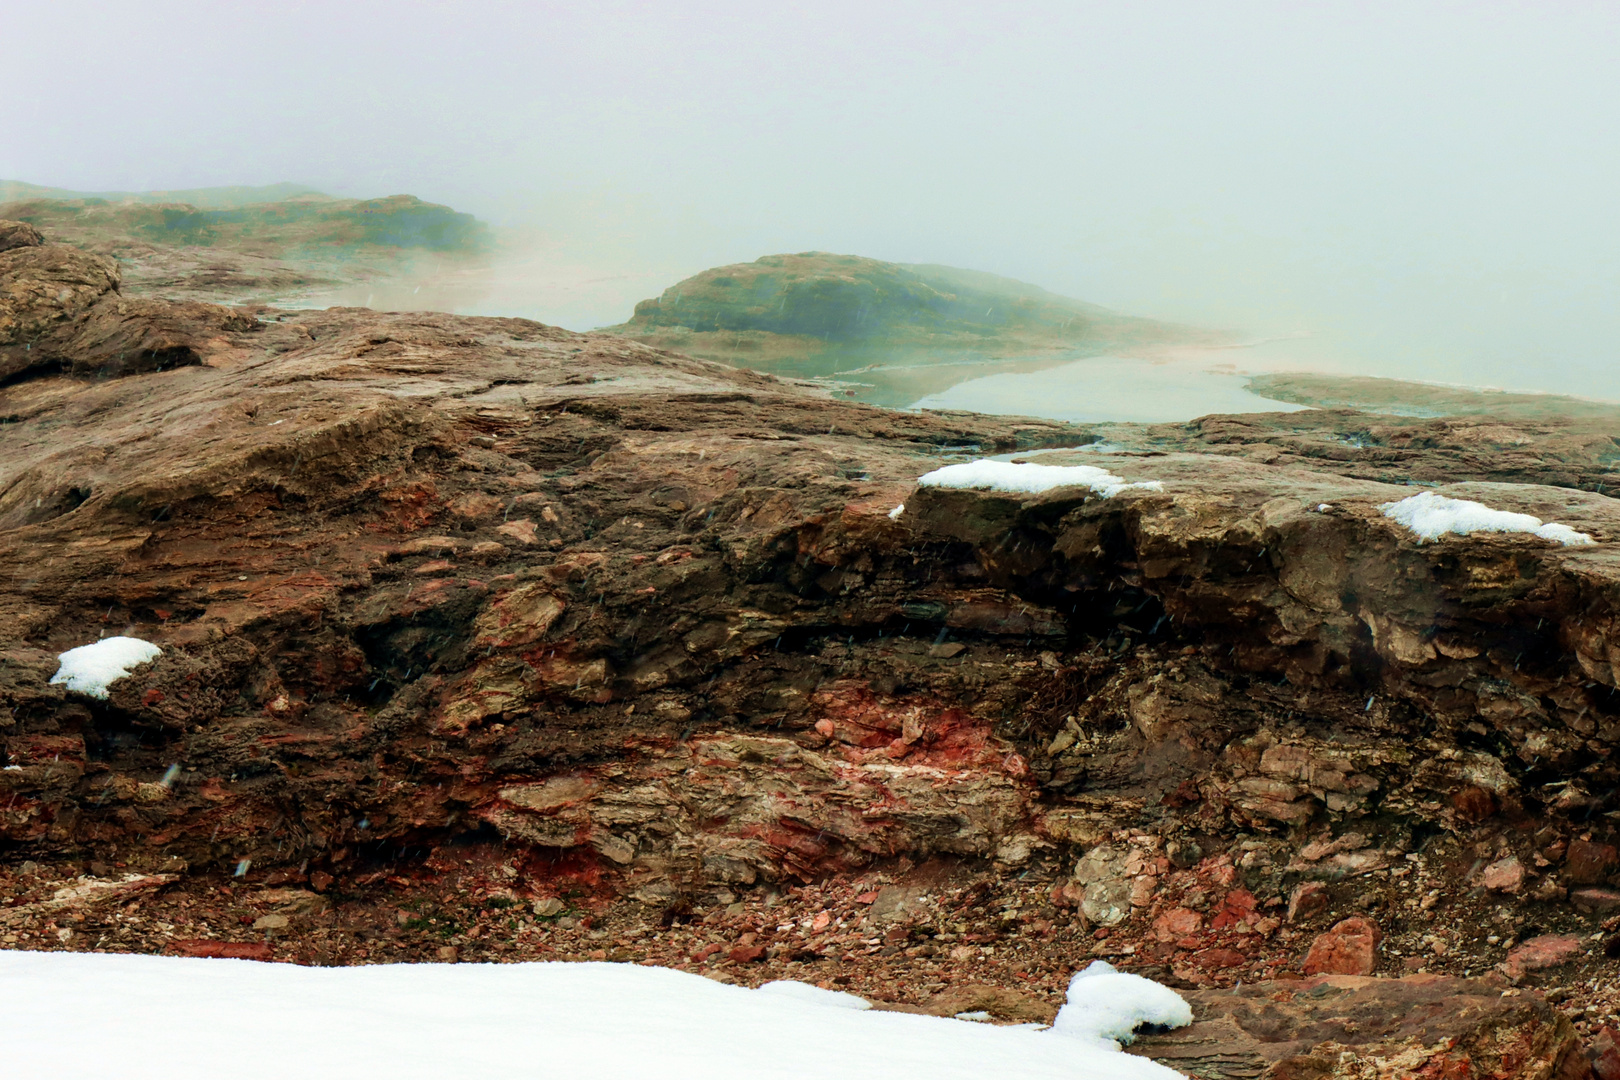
7,1,1620,396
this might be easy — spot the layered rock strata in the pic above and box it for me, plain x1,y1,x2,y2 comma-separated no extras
3,227,1620,1073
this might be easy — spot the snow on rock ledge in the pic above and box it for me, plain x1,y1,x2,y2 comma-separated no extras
918,460,1163,498
1051,961,1194,1050
1380,491,1594,546
48,637,163,700
0,953,1191,1080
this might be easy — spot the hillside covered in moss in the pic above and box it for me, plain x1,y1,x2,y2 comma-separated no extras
605,252,1219,379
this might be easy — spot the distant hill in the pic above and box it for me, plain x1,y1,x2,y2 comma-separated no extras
0,183,495,309
0,180,327,210
604,252,1218,382
0,189,492,255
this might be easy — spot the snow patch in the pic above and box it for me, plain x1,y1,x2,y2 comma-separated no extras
0,953,1189,1080
888,503,905,520
757,979,872,1010
48,637,163,700
1380,491,1594,546
1051,961,1194,1050
917,460,1162,498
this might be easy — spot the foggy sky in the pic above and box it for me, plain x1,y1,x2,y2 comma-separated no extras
7,1,1619,394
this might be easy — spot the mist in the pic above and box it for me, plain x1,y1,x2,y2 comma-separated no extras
6,0,1619,396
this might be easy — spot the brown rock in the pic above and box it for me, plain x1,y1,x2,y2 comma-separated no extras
169,939,274,961
0,220,44,253
0,243,121,379
1287,881,1330,923
1451,785,1498,823
1128,975,1583,1080
1502,935,1584,981
1566,839,1619,885
1303,917,1381,976
1482,854,1525,893
727,944,766,964
916,983,1055,1024
1573,887,1620,914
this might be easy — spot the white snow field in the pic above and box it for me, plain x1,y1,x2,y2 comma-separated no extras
1380,491,1594,546
0,952,1191,1080
917,460,1163,498
48,636,163,699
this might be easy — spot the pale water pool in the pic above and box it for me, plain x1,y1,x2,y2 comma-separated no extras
907,353,1311,423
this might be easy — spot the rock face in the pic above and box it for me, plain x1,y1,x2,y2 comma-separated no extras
0,226,252,384
1128,974,1588,1080
4,232,1620,1072
0,219,44,253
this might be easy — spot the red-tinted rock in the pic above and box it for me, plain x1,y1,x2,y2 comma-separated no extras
1502,935,1584,981
1567,840,1620,885
1209,888,1257,931
1591,1026,1620,1080
1193,947,1248,969
1153,906,1204,941
169,939,274,961
727,945,766,964
1573,887,1620,914
1303,917,1381,976
1482,854,1525,893
1287,881,1330,923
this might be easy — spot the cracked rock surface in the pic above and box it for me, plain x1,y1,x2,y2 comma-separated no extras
3,228,1620,1076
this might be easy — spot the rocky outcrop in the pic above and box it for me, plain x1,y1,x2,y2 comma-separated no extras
0,225,255,384
0,240,122,380
1129,974,1589,1079
3,233,1620,1072
0,219,44,253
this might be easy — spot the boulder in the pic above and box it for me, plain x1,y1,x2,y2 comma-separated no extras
0,220,44,253
1303,917,1381,976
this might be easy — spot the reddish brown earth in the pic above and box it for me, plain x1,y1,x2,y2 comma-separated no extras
5,222,1620,1077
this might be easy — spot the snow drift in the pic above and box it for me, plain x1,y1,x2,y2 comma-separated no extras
48,636,163,699
1380,491,1594,545
0,953,1190,1080
917,460,1163,498
1051,962,1195,1049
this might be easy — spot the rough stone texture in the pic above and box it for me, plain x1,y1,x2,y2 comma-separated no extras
1504,936,1586,982
0,243,122,379
1486,855,1528,894
1590,1027,1620,1080
1303,917,1382,976
4,234,1620,1071
0,219,45,254
1128,975,1586,1080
